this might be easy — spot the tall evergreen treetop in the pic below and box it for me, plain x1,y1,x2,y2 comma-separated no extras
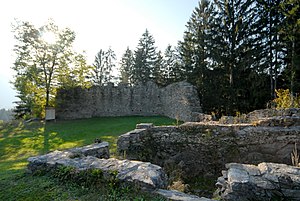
132,29,157,84
119,47,134,85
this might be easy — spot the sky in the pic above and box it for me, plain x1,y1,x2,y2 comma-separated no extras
0,0,199,109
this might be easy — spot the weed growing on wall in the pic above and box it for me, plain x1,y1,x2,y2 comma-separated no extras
291,143,300,167
51,166,105,187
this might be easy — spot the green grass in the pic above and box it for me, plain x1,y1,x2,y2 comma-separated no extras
0,116,176,200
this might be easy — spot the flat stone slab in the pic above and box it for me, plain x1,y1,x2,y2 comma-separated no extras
136,123,154,129
155,189,214,201
27,143,167,190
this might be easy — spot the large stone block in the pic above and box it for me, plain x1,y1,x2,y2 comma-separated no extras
27,146,168,190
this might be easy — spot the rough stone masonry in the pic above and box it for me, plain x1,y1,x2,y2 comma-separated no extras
216,162,300,201
55,81,202,122
117,109,300,180
27,142,168,190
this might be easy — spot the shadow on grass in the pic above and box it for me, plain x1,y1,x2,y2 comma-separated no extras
0,116,177,200
0,116,177,174
43,127,50,154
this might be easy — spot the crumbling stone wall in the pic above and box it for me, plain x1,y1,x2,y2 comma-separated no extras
55,81,202,121
117,109,300,181
216,162,300,201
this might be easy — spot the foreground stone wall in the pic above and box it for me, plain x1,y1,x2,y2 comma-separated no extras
216,162,300,201
28,142,167,190
117,110,300,181
55,81,201,122
27,142,214,200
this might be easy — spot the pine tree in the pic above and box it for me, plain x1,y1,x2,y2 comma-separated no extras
92,49,106,86
179,0,274,115
210,0,270,114
153,50,165,86
163,44,183,85
92,47,116,86
119,47,134,85
104,47,116,84
179,0,219,113
256,0,285,98
279,0,300,99
132,29,157,84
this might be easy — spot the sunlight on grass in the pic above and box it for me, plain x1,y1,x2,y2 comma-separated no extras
58,141,84,150
9,161,28,170
101,135,119,154
3,149,38,162
0,116,176,200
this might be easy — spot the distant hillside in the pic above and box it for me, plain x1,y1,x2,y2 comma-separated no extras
0,109,14,122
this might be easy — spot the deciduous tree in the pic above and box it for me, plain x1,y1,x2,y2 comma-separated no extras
12,19,89,118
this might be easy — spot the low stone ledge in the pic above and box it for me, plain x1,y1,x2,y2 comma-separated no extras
155,189,214,201
136,123,154,129
27,146,167,190
216,162,300,201
255,116,300,127
247,108,300,122
69,141,110,159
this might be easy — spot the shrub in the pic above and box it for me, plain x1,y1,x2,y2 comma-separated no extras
273,89,300,109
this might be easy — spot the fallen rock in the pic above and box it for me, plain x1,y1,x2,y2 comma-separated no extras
216,162,300,201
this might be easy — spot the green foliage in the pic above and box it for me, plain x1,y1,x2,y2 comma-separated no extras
92,47,117,86
120,34,183,87
273,89,300,108
162,45,183,85
52,166,105,188
12,19,91,118
168,0,299,116
119,47,135,85
132,29,157,84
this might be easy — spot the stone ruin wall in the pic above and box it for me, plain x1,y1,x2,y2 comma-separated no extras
117,108,300,181
55,81,202,121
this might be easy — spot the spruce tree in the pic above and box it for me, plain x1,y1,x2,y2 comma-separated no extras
179,0,218,113
279,0,300,98
132,29,157,84
92,49,106,86
210,0,270,114
163,44,183,85
104,47,116,84
153,50,164,86
92,48,116,86
257,0,285,98
119,47,134,85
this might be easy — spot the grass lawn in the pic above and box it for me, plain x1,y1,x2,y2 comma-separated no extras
0,116,177,201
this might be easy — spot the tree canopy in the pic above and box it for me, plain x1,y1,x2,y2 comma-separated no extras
12,19,91,118
11,1,300,118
